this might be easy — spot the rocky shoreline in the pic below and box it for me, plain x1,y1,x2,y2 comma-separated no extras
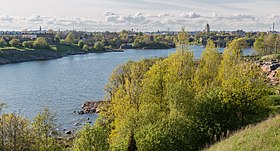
74,100,105,115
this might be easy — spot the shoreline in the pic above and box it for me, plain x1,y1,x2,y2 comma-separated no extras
0,49,116,65
0,47,173,65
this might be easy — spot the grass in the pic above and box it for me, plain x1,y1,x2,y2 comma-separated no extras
205,115,280,151
0,46,34,51
55,44,81,52
0,44,82,52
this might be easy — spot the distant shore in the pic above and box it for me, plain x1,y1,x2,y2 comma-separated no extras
0,48,120,65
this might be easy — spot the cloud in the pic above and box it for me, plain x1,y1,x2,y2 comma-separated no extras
0,15,14,22
181,12,201,18
0,12,279,32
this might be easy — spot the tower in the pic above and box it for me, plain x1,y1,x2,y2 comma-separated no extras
273,23,275,32
204,24,210,33
39,26,42,31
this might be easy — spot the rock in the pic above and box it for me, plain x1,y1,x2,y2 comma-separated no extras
74,122,81,126
80,101,103,114
78,110,84,114
65,131,72,135
270,63,280,71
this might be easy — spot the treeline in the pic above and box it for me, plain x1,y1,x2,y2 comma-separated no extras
0,30,176,52
0,37,50,50
254,33,280,55
72,31,273,150
58,30,176,50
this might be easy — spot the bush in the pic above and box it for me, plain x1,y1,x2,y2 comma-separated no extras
0,37,7,47
82,44,89,51
94,42,105,51
9,38,20,47
33,37,50,49
78,40,84,48
22,41,34,48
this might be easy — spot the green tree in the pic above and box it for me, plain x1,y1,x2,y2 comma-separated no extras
22,41,34,48
78,40,84,48
9,38,20,47
254,36,265,55
65,32,75,45
54,37,60,44
218,38,246,85
33,37,50,49
176,27,189,48
194,40,221,93
31,108,61,151
82,44,89,51
73,118,110,151
94,42,105,51
0,37,7,47
55,32,63,39
0,113,32,150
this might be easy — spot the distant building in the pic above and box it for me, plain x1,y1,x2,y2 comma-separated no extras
204,24,210,33
0,27,54,43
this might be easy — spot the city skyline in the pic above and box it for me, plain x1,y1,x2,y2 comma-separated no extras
0,0,279,31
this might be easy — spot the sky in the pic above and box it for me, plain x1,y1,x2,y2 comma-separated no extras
0,0,279,32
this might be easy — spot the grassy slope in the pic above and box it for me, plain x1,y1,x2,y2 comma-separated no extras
206,115,280,151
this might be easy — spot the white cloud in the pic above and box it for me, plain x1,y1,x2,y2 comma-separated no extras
181,12,201,18
0,12,279,32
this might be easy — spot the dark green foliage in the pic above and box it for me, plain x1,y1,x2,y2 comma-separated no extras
0,37,7,47
9,38,20,47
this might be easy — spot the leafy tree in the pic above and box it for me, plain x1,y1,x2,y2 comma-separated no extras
254,36,265,55
54,37,60,44
218,38,246,84
0,113,32,151
78,40,84,48
176,27,189,48
0,37,7,47
55,32,63,39
31,108,61,151
73,118,110,151
9,38,20,47
82,44,89,51
65,32,75,45
254,34,280,55
22,41,34,48
194,40,221,93
94,42,105,51
33,37,50,49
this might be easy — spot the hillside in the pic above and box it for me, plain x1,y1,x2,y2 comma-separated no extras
206,115,280,151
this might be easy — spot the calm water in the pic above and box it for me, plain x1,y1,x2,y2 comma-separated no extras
0,46,254,129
